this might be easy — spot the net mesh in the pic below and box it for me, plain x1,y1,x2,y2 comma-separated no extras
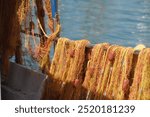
17,0,61,72
1,0,150,100
129,49,150,100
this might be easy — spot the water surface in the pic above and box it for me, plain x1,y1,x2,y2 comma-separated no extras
58,0,150,47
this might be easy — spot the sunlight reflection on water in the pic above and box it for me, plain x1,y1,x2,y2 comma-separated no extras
59,0,150,47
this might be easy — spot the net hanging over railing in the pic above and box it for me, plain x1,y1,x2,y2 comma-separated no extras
42,38,150,100
8,0,150,100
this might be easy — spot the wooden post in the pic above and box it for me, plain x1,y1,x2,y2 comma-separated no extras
15,39,22,64
0,0,22,77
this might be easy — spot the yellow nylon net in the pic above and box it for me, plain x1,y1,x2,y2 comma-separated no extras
3,0,149,100
129,49,150,100
83,45,134,100
43,38,90,99
17,0,61,71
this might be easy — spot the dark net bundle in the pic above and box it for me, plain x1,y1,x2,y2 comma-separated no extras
0,0,30,75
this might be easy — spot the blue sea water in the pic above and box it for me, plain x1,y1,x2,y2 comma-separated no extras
58,0,150,47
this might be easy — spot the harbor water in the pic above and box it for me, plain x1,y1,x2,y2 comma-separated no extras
58,0,150,47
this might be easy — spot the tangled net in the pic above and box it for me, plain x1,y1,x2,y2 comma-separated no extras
17,0,61,71
3,0,149,100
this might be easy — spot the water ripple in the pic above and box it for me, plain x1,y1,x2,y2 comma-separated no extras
58,0,150,47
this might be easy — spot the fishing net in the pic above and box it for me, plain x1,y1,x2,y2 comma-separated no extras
1,0,150,100
129,49,150,100
17,0,61,71
43,38,89,99
0,0,29,75
82,43,110,99
82,45,134,100
42,39,149,100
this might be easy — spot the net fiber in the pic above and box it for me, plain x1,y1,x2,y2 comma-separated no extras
129,49,150,100
46,38,90,99
43,38,150,100
82,45,134,100
1,0,150,100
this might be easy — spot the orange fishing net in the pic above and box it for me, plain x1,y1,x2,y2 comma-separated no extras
129,49,150,100
82,45,134,100
45,38,89,99
20,0,61,72
1,0,149,100
40,35,150,100
82,43,110,99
